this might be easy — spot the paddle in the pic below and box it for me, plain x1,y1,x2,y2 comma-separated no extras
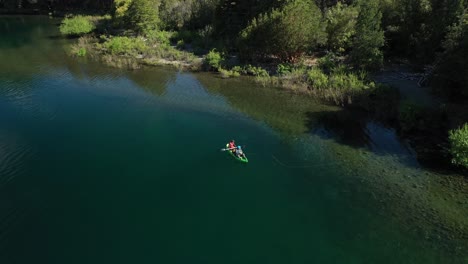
221,147,236,151
221,146,246,152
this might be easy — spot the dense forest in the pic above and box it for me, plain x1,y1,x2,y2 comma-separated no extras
2,0,468,169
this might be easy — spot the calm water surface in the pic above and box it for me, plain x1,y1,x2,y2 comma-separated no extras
0,16,467,264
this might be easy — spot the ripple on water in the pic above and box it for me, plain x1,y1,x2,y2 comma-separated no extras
0,77,58,121
0,132,31,189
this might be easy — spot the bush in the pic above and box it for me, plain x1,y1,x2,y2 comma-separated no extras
242,65,269,77
317,53,338,72
203,49,223,70
449,123,468,168
307,68,328,90
219,68,241,78
76,47,87,57
231,66,243,74
102,36,148,55
176,39,185,49
147,30,173,45
277,64,292,75
305,66,371,105
60,16,95,36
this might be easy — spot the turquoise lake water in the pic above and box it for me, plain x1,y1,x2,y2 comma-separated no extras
0,16,467,264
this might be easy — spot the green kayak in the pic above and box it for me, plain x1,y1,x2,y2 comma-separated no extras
226,144,248,163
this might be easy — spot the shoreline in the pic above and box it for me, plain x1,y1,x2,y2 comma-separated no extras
76,38,467,176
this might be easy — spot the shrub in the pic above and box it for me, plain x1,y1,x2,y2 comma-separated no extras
307,68,328,90
176,39,185,49
318,53,338,72
231,66,243,74
449,123,468,168
203,49,223,70
147,30,173,45
60,16,95,36
277,64,292,75
242,65,269,77
219,68,241,78
103,36,148,55
76,47,87,57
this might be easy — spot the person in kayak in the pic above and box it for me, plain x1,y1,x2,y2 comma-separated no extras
228,140,236,153
236,146,246,159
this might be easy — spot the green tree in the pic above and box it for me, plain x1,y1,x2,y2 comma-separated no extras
325,2,359,52
350,0,384,70
239,0,326,62
449,123,468,168
159,0,218,30
112,0,133,25
126,0,161,35
433,10,468,98
213,0,284,39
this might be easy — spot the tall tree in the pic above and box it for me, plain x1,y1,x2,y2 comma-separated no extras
126,0,160,34
325,2,358,52
350,0,384,70
433,10,468,99
239,0,326,62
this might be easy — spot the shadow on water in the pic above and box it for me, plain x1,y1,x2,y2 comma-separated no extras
127,67,175,96
308,109,372,148
307,108,419,167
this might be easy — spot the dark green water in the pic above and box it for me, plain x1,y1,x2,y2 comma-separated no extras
1,16,467,264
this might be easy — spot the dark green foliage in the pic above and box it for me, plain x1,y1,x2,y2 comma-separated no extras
277,64,293,75
350,0,384,71
399,101,425,133
449,123,468,167
382,0,466,63
0,0,114,12
126,0,160,35
325,2,358,52
317,52,339,72
159,0,218,30
213,0,284,39
243,65,269,77
239,0,326,62
60,16,96,36
433,11,468,99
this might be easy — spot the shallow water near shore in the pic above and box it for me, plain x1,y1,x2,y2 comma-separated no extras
0,16,467,264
